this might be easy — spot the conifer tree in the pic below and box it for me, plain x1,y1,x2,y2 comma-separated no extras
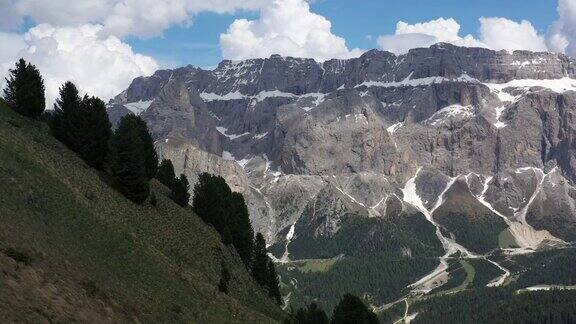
156,159,176,188
305,303,330,324
331,294,378,324
50,84,112,169
267,259,282,305
76,95,112,169
171,174,191,207
192,173,233,244
51,81,81,148
123,115,158,179
286,303,329,324
252,233,269,287
50,82,112,169
230,192,254,269
108,115,149,203
3,58,46,118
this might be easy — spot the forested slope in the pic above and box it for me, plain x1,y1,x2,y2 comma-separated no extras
0,101,285,323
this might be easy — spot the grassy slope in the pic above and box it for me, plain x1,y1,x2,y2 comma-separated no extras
0,102,284,323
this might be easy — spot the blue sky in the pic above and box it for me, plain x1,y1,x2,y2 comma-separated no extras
129,0,560,68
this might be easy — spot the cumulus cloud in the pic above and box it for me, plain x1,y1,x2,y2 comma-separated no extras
377,17,547,54
220,0,362,61
0,0,112,30
0,0,266,38
1,0,361,105
377,33,438,55
0,32,26,64
396,18,463,43
0,32,28,91
480,17,547,52
0,24,158,105
377,18,485,54
104,0,266,38
548,0,576,56
0,0,273,104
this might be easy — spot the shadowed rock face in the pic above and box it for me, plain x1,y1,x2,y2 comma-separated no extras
110,43,576,256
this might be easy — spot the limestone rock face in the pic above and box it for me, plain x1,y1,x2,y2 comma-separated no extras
111,43,576,255
156,138,249,194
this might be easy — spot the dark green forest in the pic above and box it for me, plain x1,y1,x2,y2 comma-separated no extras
409,288,576,324
279,255,438,312
282,212,443,260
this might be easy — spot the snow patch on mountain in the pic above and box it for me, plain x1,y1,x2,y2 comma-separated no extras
124,100,153,115
485,77,576,96
201,90,326,107
356,73,479,89
216,127,251,140
281,224,296,262
387,122,404,133
424,104,475,126
494,106,508,128
200,91,244,101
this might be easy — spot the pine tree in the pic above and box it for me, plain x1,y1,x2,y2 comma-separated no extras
267,259,282,305
156,159,176,188
49,84,112,169
192,173,233,244
171,174,191,207
252,233,269,287
122,115,158,180
287,303,329,324
108,115,149,203
230,192,254,270
76,95,112,169
305,303,330,324
331,294,378,324
51,81,81,148
3,58,46,118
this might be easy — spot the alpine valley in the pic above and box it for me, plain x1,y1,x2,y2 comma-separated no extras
108,43,576,322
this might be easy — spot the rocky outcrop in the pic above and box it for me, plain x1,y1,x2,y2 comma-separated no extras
111,43,576,256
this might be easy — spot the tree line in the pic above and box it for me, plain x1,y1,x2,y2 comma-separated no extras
190,172,282,304
2,58,282,306
406,286,576,324
3,58,157,204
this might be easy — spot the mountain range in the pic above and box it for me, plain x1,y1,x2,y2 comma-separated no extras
108,43,576,316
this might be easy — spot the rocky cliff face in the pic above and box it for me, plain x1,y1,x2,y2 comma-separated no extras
109,43,576,273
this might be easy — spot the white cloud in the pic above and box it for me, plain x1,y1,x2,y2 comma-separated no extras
0,24,158,105
0,32,28,92
479,17,547,52
0,0,273,105
0,0,267,38
0,1,24,30
102,0,266,38
0,32,27,64
548,0,576,56
220,0,362,61
377,17,547,54
0,0,112,30
377,33,438,55
377,18,486,55
395,18,463,43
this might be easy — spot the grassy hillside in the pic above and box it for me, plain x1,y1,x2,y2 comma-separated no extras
0,101,285,323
